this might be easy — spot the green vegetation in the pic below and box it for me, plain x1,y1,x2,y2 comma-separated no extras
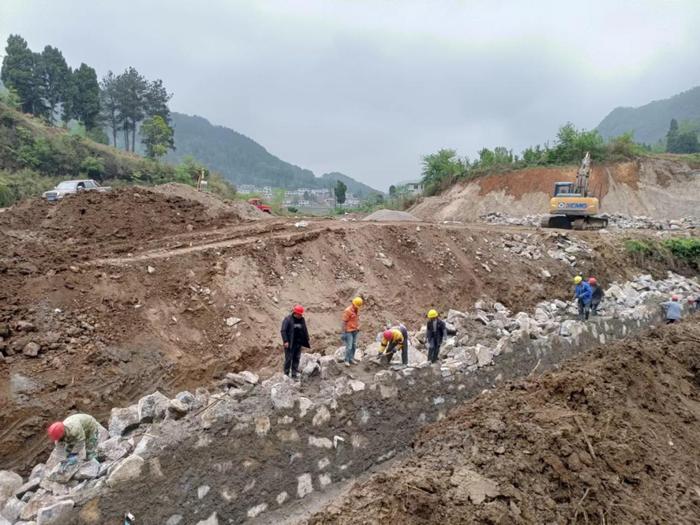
665,118,700,154
663,238,700,265
624,237,700,269
140,115,174,159
1,34,173,156
0,101,235,206
421,123,649,196
596,86,700,145
334,179,347,205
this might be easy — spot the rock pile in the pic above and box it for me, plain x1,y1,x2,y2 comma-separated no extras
1,273,697,524
480,212,699,230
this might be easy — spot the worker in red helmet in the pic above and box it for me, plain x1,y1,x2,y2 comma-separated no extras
280,304,311,379
588,277,605,315
661,295,682,324
47,413,100,469
379,328,404,365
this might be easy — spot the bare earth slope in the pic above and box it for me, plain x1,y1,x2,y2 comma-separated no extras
411,156,700,222
310,319,700,524
0,185,697,474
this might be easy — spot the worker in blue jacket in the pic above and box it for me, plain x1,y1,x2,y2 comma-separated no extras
573,276,592,321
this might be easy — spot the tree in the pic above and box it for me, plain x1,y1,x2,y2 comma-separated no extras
334,180,347,205
140,115,174,158
115,67,148,151
547,123,605,163
70,64,100,130
38,45,70,124
673,131,700,153
389,185,397,197
1,35,44,116
666,119,680,153
99,71,120,146
144,79,172,122
421,149,464,195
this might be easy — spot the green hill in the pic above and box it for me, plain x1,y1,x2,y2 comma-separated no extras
164,112,380,195
596,86,700,144
0,101,234,206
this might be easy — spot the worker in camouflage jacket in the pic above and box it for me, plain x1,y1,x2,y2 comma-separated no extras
47,413,100,469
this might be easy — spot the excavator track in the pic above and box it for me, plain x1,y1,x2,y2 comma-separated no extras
542,215,608,230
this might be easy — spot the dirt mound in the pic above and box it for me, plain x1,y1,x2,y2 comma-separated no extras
363,209,420,222
149,182,264,220
310,319,700,524
0,186,257,246
411,156,700,222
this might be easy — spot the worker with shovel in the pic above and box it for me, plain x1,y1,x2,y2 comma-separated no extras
280,304,311,379
47,413,100,470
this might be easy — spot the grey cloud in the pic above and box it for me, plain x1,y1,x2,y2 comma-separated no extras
2,0,700,190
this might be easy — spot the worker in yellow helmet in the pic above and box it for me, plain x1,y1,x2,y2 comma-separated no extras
341,296,363,367
426,309,446,363
379,328,404,365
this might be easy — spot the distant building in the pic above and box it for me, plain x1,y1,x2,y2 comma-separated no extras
396,180,423,195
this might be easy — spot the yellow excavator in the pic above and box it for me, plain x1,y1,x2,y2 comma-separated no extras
542,152,608,230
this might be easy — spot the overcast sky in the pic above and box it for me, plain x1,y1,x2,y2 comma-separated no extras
2,1,700,189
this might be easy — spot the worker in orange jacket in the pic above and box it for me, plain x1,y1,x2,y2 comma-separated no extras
342,297,363,366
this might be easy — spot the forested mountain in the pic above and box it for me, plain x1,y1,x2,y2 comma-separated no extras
164,112,379,193
596,86,700,144
319,171,380,198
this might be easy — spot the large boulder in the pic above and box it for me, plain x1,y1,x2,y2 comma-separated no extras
270,380,299,410
97,437,131,463
106,456,144,487
36,499,74,525
137,391,170,423
0,471,23,507
108,406,140,437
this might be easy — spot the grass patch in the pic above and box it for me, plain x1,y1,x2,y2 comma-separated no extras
625,237,700,269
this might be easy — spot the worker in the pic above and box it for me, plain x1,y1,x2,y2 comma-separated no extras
341,297,363,367
383,321,409,365
426,309,446,363
47,413,100,469
573,276,592,321
588,277,605,315
280,304,311,379
379,328,404,365
661,295,682,324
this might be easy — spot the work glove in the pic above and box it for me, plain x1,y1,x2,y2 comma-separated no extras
60,453,78,471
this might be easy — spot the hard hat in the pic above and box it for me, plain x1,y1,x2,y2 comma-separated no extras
588,277,597,285
427,309,438,319
573,276,582,284
671,295,679,302
352,297,363,308
383,329,393,340
293,304,305,315
47,421,65,442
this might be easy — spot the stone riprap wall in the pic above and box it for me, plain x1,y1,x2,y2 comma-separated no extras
1,273,697,525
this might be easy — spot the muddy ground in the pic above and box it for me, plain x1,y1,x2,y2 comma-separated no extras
0,186,697,474
309,319,700,524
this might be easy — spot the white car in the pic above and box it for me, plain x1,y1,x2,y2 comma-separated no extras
42,179,111,202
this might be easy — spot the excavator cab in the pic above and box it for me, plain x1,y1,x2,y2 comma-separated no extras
553,182,578,196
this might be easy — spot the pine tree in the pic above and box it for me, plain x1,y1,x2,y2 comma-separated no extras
38,45,70,124
99,71,120,146
1,35,44,116
666,118,680,153
71,63,100,130
115,67,148,152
